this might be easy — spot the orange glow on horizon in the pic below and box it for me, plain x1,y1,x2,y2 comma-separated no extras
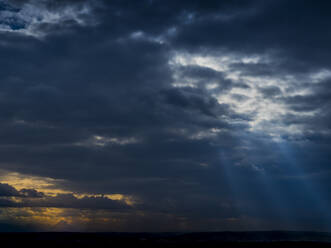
0,169,136,205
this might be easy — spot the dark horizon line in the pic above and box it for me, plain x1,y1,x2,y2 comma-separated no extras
1,230,330,234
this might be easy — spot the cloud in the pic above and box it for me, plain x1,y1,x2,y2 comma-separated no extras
0,192,130,210
0,0,331,232
0,183,20,197
0,183,46,198
0,0,98,37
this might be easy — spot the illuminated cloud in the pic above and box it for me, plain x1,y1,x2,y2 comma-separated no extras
75,135,141,148
0,0,97,37
169,52,325,140
0,170,135,210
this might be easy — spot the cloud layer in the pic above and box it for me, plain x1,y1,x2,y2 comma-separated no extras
0,0,331,231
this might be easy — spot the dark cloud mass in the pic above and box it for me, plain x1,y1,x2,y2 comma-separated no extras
0,0,330,232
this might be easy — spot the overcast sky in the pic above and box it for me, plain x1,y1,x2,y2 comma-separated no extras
0,0,331,232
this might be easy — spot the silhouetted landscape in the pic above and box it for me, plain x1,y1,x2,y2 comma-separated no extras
1,231,331,248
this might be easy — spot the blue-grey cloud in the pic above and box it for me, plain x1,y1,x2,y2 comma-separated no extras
0,0,330,232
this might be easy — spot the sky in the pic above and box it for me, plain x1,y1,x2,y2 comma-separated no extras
0,0,331,232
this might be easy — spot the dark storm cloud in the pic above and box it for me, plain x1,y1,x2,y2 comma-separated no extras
0,0,330,231
281,79,331,113
259,86,282,98
172,0,331,70
161,87,225,117
0,192,130,210
173,65,235,93
0,183,45,198
0,183,19,197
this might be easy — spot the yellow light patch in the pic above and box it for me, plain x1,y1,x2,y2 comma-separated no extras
0,207,129,231
0,169,136,205
0,169,69,196
1,208,76,227
74,193,136,206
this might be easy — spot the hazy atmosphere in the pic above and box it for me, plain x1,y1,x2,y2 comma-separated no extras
0,0,331,232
